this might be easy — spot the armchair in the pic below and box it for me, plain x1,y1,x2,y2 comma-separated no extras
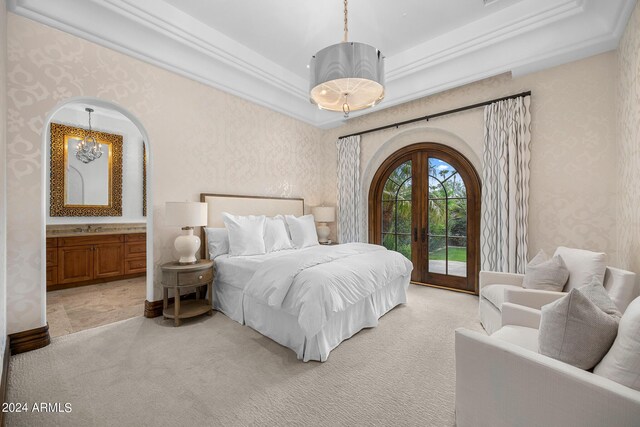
455,324,640,427
479,266,637,334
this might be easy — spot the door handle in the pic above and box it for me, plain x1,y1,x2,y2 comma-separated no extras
421,228,426,243
413,228,418,242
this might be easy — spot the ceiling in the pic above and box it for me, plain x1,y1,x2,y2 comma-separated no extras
8,0,637,128
161,0,525,79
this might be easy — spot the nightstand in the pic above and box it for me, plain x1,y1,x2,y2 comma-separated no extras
161,259,214,326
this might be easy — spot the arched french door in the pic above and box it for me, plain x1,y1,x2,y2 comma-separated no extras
369,143,481,294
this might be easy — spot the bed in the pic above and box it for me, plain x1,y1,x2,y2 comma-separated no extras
200,193,413,362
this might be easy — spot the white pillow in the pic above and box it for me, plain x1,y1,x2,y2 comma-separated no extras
222,213,266,256
522,250,569,291
204,227,229,259
274,214,291,239
553,246,606,291
285,214,319,249
264,216,293,252
594,296,640,391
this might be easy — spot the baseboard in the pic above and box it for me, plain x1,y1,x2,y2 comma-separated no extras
144,293,198,318
0,338,10,427
8,324,51,355
144,299,164,318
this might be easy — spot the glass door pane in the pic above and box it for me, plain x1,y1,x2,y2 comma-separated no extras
427,158,467,277
380,160,412,260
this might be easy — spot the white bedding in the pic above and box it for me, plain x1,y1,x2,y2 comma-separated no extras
215,249,298,290
244,243,413,337
213,243,413,361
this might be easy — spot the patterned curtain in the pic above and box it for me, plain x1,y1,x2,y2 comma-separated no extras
336,135,362,243
481,96,532,273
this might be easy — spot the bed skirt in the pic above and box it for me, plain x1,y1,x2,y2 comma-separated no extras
213,275,410,362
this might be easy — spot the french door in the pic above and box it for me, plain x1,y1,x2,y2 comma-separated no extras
369,143,481,293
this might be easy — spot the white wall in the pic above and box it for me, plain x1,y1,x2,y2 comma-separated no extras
47,104,145,224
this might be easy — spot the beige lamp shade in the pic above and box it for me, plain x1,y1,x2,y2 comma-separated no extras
311,206,336,223
165,202,208,227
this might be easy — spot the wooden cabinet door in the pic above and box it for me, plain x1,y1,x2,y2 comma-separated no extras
58,245,94,284
46,266,57,287
124,242,146,260
94,243,124,279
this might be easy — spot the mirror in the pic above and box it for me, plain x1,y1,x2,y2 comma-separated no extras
50,123,123,216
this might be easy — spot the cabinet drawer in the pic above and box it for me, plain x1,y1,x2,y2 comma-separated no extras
125,259,146,274
58,234,123,247
178,268,213,286
124,242,146,259
125,233,146,242
46,247,58,267
46,266,57,287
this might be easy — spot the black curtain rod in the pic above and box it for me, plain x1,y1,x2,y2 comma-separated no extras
338,90,532,139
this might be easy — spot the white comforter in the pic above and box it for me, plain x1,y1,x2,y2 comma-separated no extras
243,243,413,337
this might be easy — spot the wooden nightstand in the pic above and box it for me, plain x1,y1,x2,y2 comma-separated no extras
161,259,214,326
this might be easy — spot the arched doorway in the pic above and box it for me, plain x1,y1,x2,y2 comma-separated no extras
369,143,481,293
40,97,154,337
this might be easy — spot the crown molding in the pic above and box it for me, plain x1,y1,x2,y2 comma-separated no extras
8,0,635,129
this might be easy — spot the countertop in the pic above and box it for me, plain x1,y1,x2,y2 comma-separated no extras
46,223,146,238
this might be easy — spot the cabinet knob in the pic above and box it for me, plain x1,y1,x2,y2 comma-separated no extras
198,275,203,280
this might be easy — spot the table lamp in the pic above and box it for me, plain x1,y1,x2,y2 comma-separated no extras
311,206,335,244
165,201,208,264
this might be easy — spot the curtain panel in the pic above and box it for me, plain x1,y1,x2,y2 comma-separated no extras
336,135,362,243
481,96,532,273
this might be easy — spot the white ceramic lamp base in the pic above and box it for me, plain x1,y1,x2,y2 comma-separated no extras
174,228,200,264
316,223,330,243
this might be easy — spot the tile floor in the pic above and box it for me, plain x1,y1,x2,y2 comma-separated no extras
47,276,146,338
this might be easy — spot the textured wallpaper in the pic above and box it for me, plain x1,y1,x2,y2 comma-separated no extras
0,0,8,357
5,14,334,334
617,1,640,291
325,52,619,265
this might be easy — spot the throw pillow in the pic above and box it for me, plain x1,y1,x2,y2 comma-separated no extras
285,214,319,249
594,296,640,391
578,278,622,319
222,213,267,256
264,216,293,252
553,246,606,291
538,287,619,370
522,249,569,291
204,227,229,259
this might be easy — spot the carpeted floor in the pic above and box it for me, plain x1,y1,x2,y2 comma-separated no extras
7,285,482,427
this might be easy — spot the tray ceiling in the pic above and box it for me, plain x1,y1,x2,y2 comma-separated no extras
8,0,636,128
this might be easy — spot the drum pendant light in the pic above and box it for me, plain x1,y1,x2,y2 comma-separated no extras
309,0,385,118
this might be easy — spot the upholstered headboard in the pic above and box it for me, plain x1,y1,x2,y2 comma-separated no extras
199,193,304,258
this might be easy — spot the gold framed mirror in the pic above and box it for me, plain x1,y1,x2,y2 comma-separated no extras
50,122,123,216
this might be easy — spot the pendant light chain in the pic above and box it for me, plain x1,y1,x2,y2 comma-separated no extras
343,0,348,42
87,109,93,138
